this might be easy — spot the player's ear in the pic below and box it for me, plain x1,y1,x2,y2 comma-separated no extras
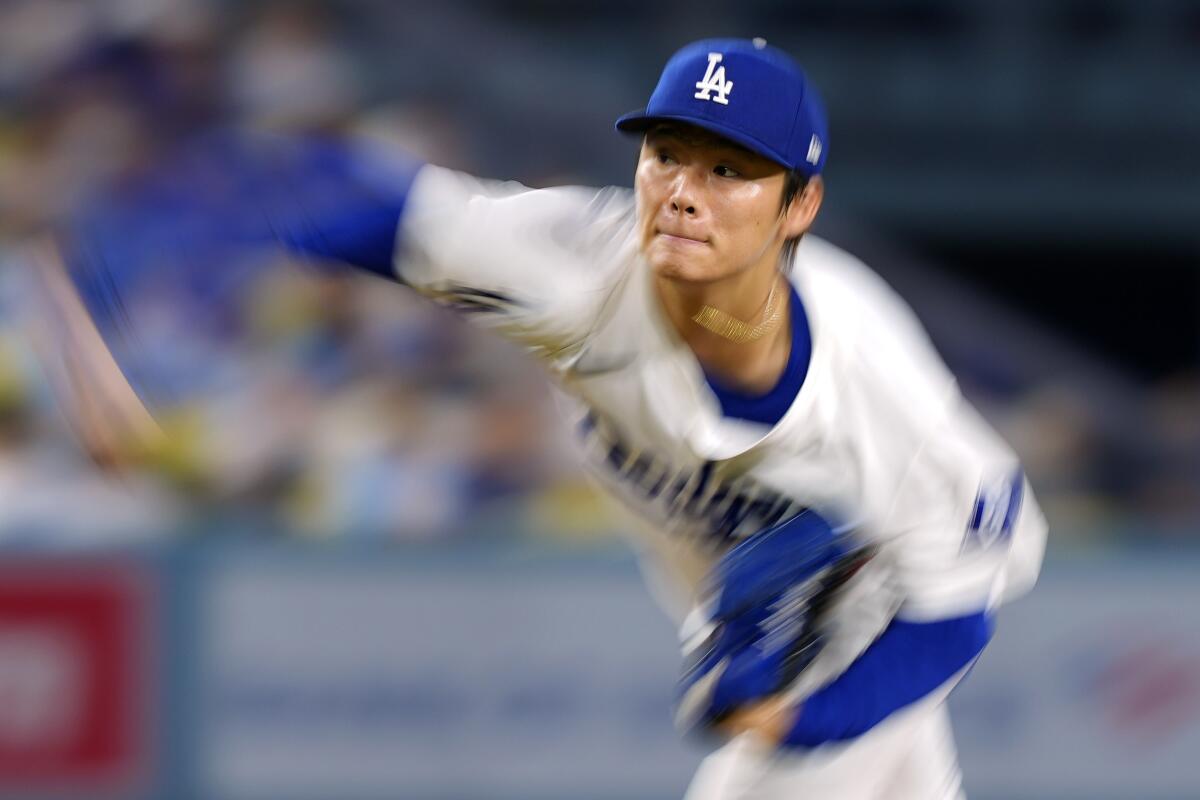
782,176,823,239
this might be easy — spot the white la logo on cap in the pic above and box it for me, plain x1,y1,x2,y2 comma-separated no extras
694,53,733,105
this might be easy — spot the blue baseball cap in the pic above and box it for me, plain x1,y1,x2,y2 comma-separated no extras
616,38,828,176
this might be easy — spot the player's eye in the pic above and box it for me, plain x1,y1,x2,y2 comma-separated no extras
713,164,740,178
656,150,676,166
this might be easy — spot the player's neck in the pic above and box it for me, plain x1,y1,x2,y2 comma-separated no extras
655,267,793,395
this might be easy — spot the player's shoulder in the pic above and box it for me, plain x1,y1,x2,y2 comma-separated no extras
792,234,920,334
400,166,639,361
793,234,960,428
405,165,637,291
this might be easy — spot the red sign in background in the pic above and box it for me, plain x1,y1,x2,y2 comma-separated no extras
0,563,153,796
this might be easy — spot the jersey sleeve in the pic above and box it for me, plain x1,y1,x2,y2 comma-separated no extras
262,135,423,280
395,166,637,366
778,398,1046,745
879,398,1048,621
784,610,991,747
809,240,1048,623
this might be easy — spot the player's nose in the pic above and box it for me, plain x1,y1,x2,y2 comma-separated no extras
667,168,703,217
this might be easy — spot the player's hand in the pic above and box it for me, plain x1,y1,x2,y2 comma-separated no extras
24,238,166,471
715,695,799,747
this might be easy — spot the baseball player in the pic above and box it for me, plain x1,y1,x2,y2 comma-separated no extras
44,38,1047,799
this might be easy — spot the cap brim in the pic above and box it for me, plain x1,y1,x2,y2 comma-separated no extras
614,111,794,172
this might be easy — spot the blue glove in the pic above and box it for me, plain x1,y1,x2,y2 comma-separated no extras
675,510,871,737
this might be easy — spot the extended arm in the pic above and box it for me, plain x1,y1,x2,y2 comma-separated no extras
783,610,991,745
717,609,991,746
253,134,633,359
718,409,1044,748
22,238,165,467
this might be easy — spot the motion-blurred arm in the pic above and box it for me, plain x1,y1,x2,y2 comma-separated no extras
22,238,164,469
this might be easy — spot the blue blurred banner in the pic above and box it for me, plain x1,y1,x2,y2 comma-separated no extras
955,559,1200,798
3,544,1198,800
192,547,697,800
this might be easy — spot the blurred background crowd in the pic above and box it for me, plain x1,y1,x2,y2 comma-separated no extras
0,0,1196,548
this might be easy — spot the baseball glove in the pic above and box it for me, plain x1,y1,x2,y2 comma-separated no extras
675,509,872,737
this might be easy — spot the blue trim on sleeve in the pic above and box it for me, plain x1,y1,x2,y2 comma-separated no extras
784,611,993,747
277,189,408,280
703,283,811,426
265,137,423,281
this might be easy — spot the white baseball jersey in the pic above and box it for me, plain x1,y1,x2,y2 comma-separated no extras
395,165,1047,697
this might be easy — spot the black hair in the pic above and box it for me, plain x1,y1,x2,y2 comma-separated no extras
780,169,809,271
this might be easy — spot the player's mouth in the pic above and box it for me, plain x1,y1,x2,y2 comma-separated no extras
655,229,709,246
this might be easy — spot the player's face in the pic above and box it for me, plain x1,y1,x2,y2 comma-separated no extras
634,125,813,283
